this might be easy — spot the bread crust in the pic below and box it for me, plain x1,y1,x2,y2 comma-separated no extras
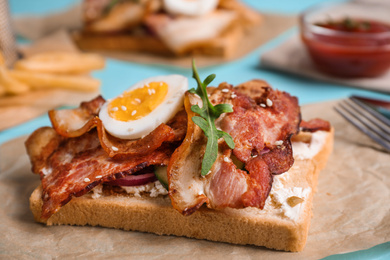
72,23,243,58
29,129,333,252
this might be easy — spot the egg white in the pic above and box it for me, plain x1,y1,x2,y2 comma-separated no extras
99,74,188,140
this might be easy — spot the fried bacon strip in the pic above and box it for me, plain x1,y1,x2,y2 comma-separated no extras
168,80,301,215
49,95,105,138
48,96,187,159
300,118,331,132
26,97,187,220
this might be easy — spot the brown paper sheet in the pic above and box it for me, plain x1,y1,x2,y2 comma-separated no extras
1,101,389,259
0,30,100,131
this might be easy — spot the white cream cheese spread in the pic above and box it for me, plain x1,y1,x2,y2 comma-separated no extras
120,181,168,197
265,130,328,221
292,131,328,160
268,173,311,222
91,181,168,199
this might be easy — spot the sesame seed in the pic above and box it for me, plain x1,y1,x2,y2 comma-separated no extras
223,157,229,162
121,105,127,111
266,98,273,107
252,154,258,158
96,175,102,179
221,88,229,93
260,103,266,108
112,146,119,151
150,89,156,94
135,98,141,103
231,93,237,99
84,178,90,182
148,89,152,95
275,140,283,146
131,110,137,116
111,107,119,112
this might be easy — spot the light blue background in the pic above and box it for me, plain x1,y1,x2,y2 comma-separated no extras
3,1,390,259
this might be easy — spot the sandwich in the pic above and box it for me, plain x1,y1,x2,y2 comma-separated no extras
73,0,262,57
26,62,333,252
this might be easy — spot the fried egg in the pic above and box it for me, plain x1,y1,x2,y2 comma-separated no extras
99,74,188,139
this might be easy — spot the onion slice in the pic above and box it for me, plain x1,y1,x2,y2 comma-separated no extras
105,173,157,187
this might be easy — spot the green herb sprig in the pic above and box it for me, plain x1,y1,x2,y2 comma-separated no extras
189,60,235,176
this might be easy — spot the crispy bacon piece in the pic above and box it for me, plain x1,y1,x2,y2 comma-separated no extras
300,118,331,132
168,80,301,215
29,128,175,219
49,95,105,138
168,93,209,215
48,96,186,159
207,151,248,209
25,127,64,174
26,96,187,220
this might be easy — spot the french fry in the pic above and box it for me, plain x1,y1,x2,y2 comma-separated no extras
9,70,100,92
0,66,30,95
14,51,105,74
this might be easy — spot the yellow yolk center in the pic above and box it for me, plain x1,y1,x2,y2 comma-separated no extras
108,81,168,121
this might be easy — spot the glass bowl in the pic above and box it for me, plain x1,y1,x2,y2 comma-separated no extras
300,2,390,78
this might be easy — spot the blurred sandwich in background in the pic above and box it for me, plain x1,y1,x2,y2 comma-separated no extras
73,0,262,57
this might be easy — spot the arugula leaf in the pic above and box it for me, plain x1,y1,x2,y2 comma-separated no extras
189,60,235,176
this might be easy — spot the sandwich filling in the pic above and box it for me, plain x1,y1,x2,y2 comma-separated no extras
25,78,330,220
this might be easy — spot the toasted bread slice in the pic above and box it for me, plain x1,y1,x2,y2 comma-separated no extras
72,22,243,58
30,128,333,252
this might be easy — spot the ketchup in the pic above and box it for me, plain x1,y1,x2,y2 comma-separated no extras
301,18,390,77
316,18,390,33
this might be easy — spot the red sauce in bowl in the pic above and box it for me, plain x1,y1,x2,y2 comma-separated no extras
301,17,390,77
317,18,390,33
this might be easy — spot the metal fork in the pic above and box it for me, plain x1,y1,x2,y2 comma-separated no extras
335,96,390,152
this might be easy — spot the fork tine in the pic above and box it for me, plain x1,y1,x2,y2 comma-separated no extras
350,96,390,127
339,100,390,143
335,103,390,152
344,99,390,137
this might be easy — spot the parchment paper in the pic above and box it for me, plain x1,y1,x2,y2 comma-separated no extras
1,101,389,259
0,30,100,131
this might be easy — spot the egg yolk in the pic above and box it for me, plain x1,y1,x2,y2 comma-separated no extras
108,81,168,121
